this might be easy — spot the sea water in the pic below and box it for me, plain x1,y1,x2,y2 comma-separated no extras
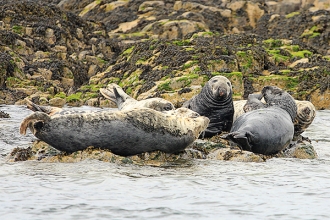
0,105,329,220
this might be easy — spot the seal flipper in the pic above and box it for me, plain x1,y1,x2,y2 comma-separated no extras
113,87,126,110
20,112,51,135
25,98,61,116
243,93,266,113
100,83,135,109
221,131,254,151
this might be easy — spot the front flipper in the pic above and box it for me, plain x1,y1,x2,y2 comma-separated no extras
221,131,254,152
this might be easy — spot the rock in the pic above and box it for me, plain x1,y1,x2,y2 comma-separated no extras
49,97,66,107
143,19,209,39
207,148,265,162
138,1,164,13
0,110,10,118
7,136,318,164
104,1,129,12
310,89,330,109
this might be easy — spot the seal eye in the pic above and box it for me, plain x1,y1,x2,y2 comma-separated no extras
163,104,173,111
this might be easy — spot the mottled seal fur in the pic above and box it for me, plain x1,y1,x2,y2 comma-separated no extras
294,100,316,136
100,83,174,111
222,86,297,155
20,107,209,156
183,76,234,138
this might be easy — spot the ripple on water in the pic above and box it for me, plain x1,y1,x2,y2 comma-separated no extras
1,106,330,219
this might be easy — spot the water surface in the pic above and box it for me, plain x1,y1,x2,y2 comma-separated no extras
1,105,329,220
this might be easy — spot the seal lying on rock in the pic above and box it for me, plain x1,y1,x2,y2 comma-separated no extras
183,75,234,138
233,95,315,136
222,86,297,155
20,107,209,156
100,83,174,111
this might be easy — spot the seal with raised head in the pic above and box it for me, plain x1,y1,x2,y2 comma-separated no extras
183,75,234,138
100,83,174,112
222,86,297,155
293,100,316,136
20,107,209,156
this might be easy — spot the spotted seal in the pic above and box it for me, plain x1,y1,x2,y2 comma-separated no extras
183,75,234,138
20,107,209,156
221,86,297,155
100,83,174,111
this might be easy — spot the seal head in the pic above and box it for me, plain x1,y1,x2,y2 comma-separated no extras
262,86,297,121
183,75,234,137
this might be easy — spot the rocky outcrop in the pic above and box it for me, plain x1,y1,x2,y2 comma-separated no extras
0,0,329,109
7,136,317,164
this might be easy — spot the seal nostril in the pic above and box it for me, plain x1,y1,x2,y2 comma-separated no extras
34,121,44,130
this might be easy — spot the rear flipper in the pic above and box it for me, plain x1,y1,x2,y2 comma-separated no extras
221,131,254,152
24,98,61,116
100,83,133,109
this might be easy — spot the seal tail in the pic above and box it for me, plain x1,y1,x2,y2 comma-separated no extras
20,112,51,135
25,98,61,116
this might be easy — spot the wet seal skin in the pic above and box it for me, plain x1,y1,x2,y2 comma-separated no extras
20,107,209,156
222,86,297,155
183,75,234,138
233,96,316,137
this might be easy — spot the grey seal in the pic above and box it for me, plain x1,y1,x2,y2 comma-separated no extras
183,75,234,138
20,107,209,156
100,83,174,111
221,86,297,155
233,95,315,136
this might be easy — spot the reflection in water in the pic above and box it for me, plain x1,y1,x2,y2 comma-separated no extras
1,106,330,219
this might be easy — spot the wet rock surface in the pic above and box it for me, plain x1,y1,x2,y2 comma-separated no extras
7,135,317,165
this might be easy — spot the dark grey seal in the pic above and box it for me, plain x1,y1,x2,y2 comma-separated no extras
100,83,174,111
233,98,316,137
183,75,234,138
221,86,297,155
20,107,209,156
